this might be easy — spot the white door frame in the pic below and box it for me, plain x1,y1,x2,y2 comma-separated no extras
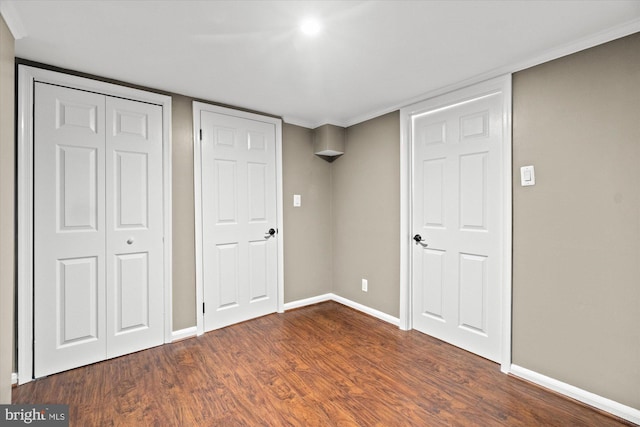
17,65,173,384
192,102,284,336
399,75,512,372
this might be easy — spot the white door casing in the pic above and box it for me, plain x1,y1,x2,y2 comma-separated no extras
400,76,512,369
193,103,284,334
17,65,173,384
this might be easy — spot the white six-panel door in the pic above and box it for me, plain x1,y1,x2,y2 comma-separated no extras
200,109,278,331
34,83,164,377
411,88,504,363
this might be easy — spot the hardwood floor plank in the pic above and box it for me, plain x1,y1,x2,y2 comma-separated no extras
13,302,634,426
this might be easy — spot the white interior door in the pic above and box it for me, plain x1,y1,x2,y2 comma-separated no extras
411,87,504,362
200,109,278,331
34,83,164,377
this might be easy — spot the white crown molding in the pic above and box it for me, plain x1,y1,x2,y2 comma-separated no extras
0,0,27,39
315,121,348,130
344,17,640,128
282,115,318,129
283,115,349,130
509,16,640,74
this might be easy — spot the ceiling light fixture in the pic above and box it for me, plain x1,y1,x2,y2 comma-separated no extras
300,17,322,36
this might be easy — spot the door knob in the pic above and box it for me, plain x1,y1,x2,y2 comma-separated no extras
126,238,134,245
413,234,427,246
266,228,276,237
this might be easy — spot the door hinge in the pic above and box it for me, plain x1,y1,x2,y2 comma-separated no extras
202,302,205,314
199,129,203,140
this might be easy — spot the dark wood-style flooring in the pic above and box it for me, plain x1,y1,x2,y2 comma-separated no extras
13,301,633,426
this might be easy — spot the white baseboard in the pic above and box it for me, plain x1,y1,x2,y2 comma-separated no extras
330,294,400,326
510,364,640,425
283,293,333,311
11,372,17,385
284,293,400,327
171,326,197,342
171,294,399,342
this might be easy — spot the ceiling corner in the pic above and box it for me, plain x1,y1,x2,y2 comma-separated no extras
0,0,27,40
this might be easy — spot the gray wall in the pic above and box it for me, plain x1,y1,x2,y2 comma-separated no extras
332,112,401,316
283,124,333,302
171,95,197,330
512,33,640,409
0,15,15,404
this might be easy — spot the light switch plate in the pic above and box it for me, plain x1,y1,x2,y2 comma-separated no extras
293,194,301,207
520,165,535,186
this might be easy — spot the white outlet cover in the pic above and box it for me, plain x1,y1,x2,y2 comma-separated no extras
293,194,301,207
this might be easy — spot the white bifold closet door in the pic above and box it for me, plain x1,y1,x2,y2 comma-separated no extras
33,82,164,378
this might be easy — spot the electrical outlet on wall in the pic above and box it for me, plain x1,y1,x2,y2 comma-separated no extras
362,278,368,292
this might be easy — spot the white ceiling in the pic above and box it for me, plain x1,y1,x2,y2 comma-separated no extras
3,0,640,128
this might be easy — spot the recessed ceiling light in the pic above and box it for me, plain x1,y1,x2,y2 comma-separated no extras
300,17,322,37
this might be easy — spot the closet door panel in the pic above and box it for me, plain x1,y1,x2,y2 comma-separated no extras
105,97,164,358
33,83,107,377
